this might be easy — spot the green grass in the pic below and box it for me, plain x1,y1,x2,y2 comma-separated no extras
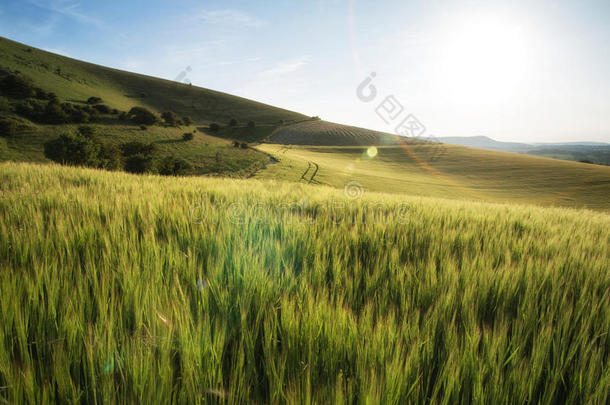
0,36,305,177
0,37,306,125
255,143,610,210
0,162,608,404
0,122,269,177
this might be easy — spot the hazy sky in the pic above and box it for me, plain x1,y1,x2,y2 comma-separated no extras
1,0,609,143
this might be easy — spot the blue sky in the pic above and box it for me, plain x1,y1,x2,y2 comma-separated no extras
1,0,609,142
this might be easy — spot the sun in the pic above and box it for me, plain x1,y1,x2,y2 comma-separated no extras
436,14,530,105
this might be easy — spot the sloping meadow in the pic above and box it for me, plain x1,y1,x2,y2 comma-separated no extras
0,162,608,404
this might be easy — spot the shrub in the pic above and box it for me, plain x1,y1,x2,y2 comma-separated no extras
233,141,240,148
161,111,180,126
140,125,147,130
34,88,48,100
98,143,122,170
119,112,127,121
120,141,157,157
182,116,193,126
159,156,193,176
229,118,238,127
1,74,36,98
111,109,119,115
182,132,194,141
240,142,248,149
15,99,43,119
77,126,96,137
0,96,10,112
44,133,101,167
124,154,156,174
247,120,255,129
92,104,111,114
70,109,90,123
0,118,18,137
87,97,103,105
43,99,69,124
209,123,220,133
128,107,158,125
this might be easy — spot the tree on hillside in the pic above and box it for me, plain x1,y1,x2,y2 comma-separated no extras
247,120,255,129
159,156,193,176
161,111,180,126
128,107,158,125
182,116,193,126
229,118,238,127
0,118,18,137
124,154,156,174
44,133,101,166
1,74,36,98
87,96,103,105
120,141,157,157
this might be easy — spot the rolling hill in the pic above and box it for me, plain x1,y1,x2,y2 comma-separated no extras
268,119,401,146
1,36,609,210
0,37,306,125
256,143,610,210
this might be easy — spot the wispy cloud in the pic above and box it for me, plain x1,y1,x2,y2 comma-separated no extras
196,9,265,28
260,58,308,77
26,0,119,35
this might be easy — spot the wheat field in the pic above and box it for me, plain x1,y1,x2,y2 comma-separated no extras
0,162,608,404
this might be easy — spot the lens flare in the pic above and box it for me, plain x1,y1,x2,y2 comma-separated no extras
366,146,378,158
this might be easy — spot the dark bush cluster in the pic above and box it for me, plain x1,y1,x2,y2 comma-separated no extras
1,74,36,98
247,120,255,129
16,98,95,124
182,132,194,141
124,154,156,174
44,131,192,176
161,111,180,126
120,141,158,174
43,126,120,170
87,96,103,105
0,117,18,137
128,107,158,125
231,140,249,149
158,156,193,176
229,118,238,127
182,116,193,126
92,104,112,114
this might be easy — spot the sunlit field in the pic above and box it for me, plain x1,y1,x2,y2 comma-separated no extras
256,144,610,210
1,162,608,404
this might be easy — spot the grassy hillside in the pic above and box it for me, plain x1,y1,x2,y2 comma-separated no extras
0,162,608,403
0,37,306,125
0,36,311,176
269,119,401,146
255,143,610,210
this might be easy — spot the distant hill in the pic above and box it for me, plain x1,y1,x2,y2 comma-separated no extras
436,136,532,152
437,136,610,165
269,120,401,146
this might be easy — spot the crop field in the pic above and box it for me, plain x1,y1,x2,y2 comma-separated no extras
0,162,608,404
255,144,610,210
